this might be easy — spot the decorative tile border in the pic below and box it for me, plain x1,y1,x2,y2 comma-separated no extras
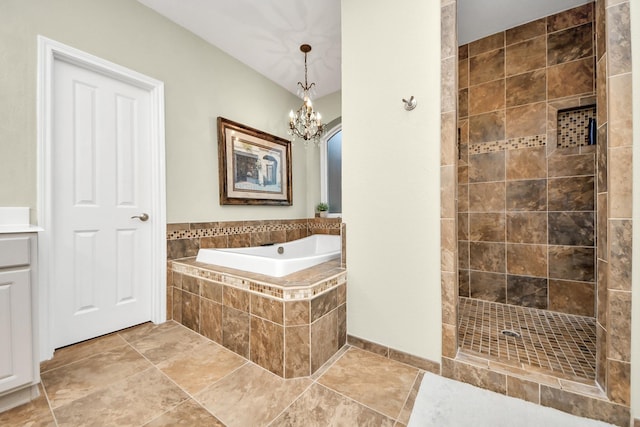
171,259,347,301
470,135,547,154
170,260,347,378
166,218,345,262
167,218,341,241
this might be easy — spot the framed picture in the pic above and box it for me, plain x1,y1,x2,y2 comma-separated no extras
217,117,292,205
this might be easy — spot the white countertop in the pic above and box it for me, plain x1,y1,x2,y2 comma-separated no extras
0,207,42,233
0,224,43,234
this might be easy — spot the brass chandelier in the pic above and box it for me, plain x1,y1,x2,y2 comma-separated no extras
288,44,324,143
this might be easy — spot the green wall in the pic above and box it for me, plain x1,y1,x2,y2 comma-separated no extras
342,0,442,361
0,0,339,222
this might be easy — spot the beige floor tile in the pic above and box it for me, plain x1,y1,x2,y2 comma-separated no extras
42,345,152,409
196,363,311,427
397,371,424,425
117,320,180,344
271,383,395,427
317,347,419,419
144,399,225,426
309,344,351,381
127,322,210,364
40,333,129,373
0,384,55,427
157,340,246,394
53,367,188,427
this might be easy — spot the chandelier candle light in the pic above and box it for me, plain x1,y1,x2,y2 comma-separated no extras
288,44,324,143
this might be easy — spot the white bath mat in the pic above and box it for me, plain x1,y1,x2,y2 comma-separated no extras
408,372,616,427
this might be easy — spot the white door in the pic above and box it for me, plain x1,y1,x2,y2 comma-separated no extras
51,58,153,348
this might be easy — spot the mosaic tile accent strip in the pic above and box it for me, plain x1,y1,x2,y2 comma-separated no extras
470,135,547,154
171,260,347,301
167,219,341,240
557,106,596,148
458,297,596,381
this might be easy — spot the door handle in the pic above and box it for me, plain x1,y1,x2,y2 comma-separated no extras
131,213,149,221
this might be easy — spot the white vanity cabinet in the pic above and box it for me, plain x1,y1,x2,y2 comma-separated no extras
0,233,40,412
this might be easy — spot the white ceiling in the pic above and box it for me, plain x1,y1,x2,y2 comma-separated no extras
458,0,593,45
137,0,593,98
137,0,341,98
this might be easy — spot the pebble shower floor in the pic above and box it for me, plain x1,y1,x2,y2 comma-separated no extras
458,297,596,381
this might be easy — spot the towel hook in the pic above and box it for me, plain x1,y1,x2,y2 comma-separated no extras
402,96,417,111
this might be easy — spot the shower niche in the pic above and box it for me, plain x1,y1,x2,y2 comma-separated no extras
557,105,597,148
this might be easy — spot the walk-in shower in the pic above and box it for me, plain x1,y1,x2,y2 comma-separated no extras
456,2,599,384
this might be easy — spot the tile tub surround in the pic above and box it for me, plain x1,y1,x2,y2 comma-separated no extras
170,257,346,378
166,218,343,261
166,217,345,323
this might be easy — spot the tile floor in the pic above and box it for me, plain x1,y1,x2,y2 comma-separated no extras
0,321,422,426
458,297,597,382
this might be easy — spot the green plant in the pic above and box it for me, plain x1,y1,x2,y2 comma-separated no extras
316,202,329,212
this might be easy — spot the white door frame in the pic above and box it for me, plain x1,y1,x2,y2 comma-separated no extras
36,36,166,361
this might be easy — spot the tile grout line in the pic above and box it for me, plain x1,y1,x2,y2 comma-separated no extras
50,364,159,424
244,347,348,426
145,321,364,426
41,336,155,413
458,297,596,382
130,319,320,426
187,361,252,426
39,334,131,375
317,382,401,424
38,329,156,424
267,345,413,425
121,324,250,426
395,370,424,425
264,380,316,426
40,381,60,427
37,321,421,426
320,346,422,423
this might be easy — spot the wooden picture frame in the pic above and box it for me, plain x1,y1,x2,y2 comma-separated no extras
217,117,292,205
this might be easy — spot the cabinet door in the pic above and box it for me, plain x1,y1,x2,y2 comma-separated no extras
0,269,33,393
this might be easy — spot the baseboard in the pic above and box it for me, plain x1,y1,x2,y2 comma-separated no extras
346,334,440,373
0,384,40,413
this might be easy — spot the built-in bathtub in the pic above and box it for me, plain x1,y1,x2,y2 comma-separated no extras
195,234,341,277
170,232,346,378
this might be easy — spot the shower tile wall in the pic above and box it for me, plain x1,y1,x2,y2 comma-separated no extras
445,0,634,423
595,0,633,408
458,3,597,316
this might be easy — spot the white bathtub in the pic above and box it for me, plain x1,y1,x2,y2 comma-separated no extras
195,234,341,277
